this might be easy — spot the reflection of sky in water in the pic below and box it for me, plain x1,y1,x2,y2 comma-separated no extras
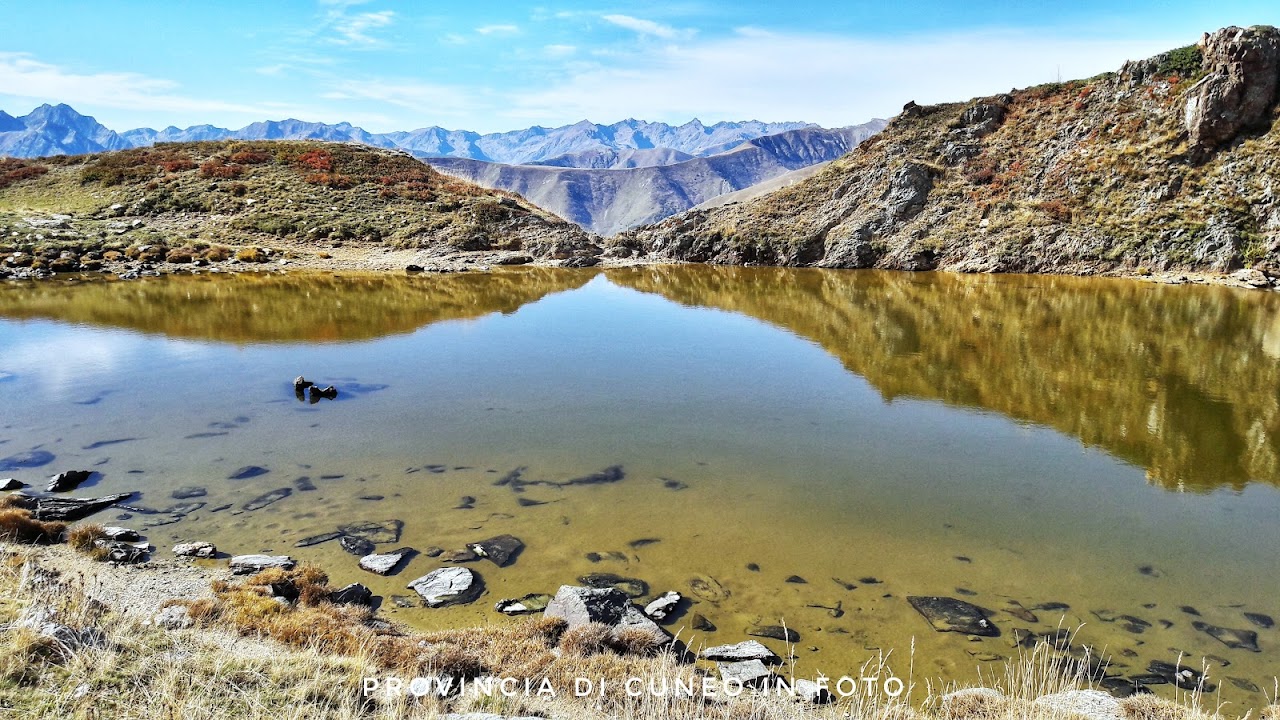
0,322,212,402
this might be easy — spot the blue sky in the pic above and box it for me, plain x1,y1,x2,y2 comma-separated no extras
1,1,1275,133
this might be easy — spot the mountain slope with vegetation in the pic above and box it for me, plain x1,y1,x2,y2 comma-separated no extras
428,121,887,235
613,26,1280,285
0,141,597,277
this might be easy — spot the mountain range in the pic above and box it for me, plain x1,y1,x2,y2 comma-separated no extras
0,104,885,234
426,122,886,235
0,105,812,166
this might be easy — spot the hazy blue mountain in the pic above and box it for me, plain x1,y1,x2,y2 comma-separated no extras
0,104,815,168
0,104,129,157
426,120,888,235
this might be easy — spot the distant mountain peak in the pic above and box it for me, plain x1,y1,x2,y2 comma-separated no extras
1,103,830,168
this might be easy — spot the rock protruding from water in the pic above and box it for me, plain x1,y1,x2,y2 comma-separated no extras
98,527,136,542
230,554,296,574
644,591,681,620
1,478,25,491
407,567,482,607
330,583,374,606
7,492,133,521
495,593,553,615
173,541,216,558
359,548,411,576
543,585,670,644
466,534,524,567
1185,26,1280,155
577,573,648,598
47,470,93,492
908,596,1000,637
699,640,780,664
717,660,773,688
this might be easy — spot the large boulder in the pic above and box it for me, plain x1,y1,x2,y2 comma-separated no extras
1031,690,1123,720
543,585,670,644
1185,26,1280,154
407,567,482,607
699,640,780,664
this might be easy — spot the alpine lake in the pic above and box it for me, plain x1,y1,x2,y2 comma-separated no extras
1,266,1278,709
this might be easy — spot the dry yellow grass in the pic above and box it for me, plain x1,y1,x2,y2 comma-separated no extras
0,543,1242,720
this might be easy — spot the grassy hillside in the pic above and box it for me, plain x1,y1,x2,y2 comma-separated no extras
614,27,1280,285
0,141,597,277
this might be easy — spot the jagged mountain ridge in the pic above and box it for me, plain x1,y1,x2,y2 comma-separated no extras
425,121,888,235
613,25,1280,282
0,106,813,166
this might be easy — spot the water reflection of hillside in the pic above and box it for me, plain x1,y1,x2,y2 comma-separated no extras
0,269,595,343
608,266,1280,492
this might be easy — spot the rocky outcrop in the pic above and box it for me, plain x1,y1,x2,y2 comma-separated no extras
615,26,1280,280
229,555,296,574
1185,26,1280,154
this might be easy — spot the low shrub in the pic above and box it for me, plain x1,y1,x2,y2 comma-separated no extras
0,508,67,544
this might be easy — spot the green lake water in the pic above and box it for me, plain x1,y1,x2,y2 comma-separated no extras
0,266,1277,709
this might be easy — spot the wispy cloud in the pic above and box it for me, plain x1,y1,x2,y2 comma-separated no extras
476,24,520,36
600,14,684,39
322,77,483,123
0,52,272,117
503,28,1186,128
327,9,396,47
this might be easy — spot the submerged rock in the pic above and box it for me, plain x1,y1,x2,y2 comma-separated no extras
407,567,482,607
295,531,343,547
688,575,730,602
242,488,291,511
908,596,1000,637
173,541,216,559
0,449,56,471
228,466,269,480
340,536,377,556
1244,611,1274,629
230,555,296,574
47,470,93,493
699,640,780,664
691,614,717,632
578,573,648,598
1148,661,1214,691
1192,621,1261,652
466,534,524,567
748,625,799,643
495,593,553,615
339,519,403,544
171,487,207,500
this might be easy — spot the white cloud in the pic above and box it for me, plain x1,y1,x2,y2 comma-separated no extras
600,14,683,39
476,24,520,36
544,44,577,58
328,9,395,47
502,28,1188,128
323,77,483,123
0,52,271,117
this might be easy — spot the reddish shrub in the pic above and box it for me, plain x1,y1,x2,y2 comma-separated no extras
199,159,244,179
0,162,49,189
296,150,334,172
230,150,272,165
